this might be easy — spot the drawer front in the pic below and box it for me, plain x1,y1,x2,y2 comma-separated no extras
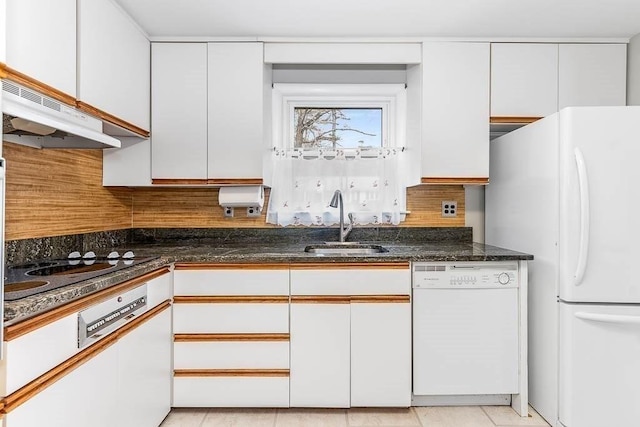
147,271,173,308
174,269,289,296
173,303,289,333
173,376,289,407
174,341,289,369
290,267,410,295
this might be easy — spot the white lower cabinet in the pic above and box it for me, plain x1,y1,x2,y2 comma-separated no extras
117,307,172,427
4,344,119,427
290,301,351,407
351,302,412,407
289,263,412,408
172,264,291,408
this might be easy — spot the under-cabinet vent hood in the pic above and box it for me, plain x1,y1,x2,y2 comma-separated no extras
1,80,121,149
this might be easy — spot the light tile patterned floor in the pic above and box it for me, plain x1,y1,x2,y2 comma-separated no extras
160,405,550,427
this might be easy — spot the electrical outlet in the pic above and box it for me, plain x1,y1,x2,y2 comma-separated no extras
442,201,457,217
223,207,234,218
246,206,261,217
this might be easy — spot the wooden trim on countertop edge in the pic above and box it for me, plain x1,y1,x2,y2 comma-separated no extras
489,116,542,124
4,267,171,341
76,101,150,138
290,262,410,270
174,263,289,270
2,300,171,414
0,63,76,106
174,333,289,342
420,177,489,185
173,295,289,304
290,295,351,304
174,369,289,378
350,295,411,303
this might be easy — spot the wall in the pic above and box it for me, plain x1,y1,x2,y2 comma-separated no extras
628,33,640,105
4,143,467,240
3,142,132,240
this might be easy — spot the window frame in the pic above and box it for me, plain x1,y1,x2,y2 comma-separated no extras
272,84,406,152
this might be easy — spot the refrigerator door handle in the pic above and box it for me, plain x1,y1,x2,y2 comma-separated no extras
574,147,590,286
575,311,640,325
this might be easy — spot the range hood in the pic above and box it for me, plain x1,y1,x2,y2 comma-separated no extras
1,80,121,149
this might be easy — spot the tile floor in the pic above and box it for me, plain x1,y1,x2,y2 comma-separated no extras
160,405,550,427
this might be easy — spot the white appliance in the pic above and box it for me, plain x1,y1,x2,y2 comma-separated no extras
486,106,640,427
412,262,520,402
2,80,120,149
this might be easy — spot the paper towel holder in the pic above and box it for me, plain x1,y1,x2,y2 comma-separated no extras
219,185,264,218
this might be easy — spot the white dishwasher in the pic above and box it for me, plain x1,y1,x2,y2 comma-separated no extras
412,261,519,401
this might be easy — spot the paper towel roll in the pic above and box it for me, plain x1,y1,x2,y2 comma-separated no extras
218,186,264,209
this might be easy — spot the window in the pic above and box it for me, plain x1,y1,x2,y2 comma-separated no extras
267,84,408,227
293,108,383,149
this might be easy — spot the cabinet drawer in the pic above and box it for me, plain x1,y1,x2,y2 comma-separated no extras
174,267,289,296
290,265,410,295
174,341,289,369
173,302,289,333
173,376,289,407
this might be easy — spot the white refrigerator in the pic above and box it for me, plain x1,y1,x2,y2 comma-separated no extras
486,106,640,427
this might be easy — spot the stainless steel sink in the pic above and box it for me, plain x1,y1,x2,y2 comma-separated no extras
304,243,388,255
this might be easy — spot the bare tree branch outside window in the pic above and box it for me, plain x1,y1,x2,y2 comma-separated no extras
294,108,382,149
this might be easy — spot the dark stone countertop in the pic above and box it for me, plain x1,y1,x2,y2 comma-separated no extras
4,227,532,325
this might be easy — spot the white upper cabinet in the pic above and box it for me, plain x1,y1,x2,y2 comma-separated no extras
264,43,421,64
208,42,269,181
0,0,6,63
422,42,490,181
558,44,627,109
151,43,209,180
5,0,76,97
490,43,558,118
77,0,150,132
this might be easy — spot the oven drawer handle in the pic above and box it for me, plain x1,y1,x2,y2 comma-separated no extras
575,312,640,325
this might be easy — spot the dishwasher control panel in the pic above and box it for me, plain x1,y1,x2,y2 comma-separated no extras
413,262,519,289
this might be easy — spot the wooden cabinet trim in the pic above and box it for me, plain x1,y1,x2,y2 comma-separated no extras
174,369,289,378
151,179,210,185
174,333,289,342
76,101,150,138
150,179,263,186
489,116,543,124
420,177,489,185
173,295,289,304
290,296,351,304
174,263,289,270
0,63,76,106
4,267,171,341
350,295,411,303
290,262,409,270
2,299,171,414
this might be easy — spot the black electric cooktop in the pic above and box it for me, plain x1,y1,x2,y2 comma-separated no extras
4,252,157,301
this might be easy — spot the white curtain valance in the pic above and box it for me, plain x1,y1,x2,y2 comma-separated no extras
266,149,407,227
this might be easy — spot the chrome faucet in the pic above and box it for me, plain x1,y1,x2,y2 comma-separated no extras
329,189,354,243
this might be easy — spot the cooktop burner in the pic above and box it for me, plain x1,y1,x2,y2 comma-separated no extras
5,251,157,301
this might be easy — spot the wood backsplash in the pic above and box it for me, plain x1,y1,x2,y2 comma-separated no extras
3,142,465,239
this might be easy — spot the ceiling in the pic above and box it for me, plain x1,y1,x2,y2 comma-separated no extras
114,0,640,40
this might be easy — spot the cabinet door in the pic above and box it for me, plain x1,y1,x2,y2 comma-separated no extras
151,43,208,180
118,307,172,427
559,44,627,109
422,42,490,179
78,0,150,131
5,0,76,97
290,301,350,407
208,42,268,180
491,43,558,118
351,301,411,407
4,344,119,427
